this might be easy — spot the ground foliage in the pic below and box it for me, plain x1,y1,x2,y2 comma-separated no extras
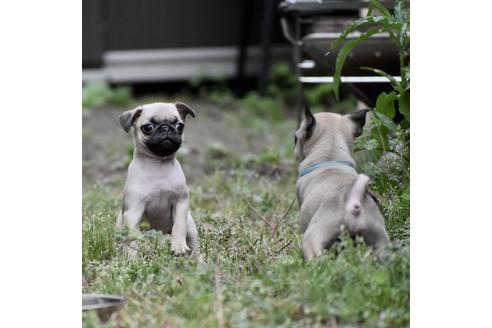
83,103,409,327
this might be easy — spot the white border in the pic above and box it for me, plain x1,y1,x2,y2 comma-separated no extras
0,1,81,326
412,1,492,327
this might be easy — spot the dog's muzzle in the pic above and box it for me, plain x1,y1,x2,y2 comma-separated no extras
145,125,182,157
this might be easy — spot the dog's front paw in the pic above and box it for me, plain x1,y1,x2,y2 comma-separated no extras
171,238,190,256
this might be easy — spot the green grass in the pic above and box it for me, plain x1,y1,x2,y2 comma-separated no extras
83,162,409,327
83,82,134,109
83,86,409,326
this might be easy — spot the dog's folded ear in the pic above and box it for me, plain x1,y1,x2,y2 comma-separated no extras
119,107,143,133
304,105,316,140
347,108,371,137
175,102,196,121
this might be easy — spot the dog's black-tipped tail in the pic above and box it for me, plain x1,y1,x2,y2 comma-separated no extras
345,174,370,217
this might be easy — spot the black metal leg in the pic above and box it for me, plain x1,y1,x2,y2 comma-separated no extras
258,0,275,97
294,15,303,125
235,0,252,97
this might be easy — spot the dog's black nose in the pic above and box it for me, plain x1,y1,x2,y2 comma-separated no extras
159,125,170,133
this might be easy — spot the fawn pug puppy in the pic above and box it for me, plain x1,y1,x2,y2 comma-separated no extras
295,106,390,260
116,102,199,257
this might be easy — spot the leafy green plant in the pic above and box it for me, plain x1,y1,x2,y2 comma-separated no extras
189,74,234,106
209,87,235,106
304,84,359,114
267,62,298,104
242,91,283,121
82,82,111,108
125,144,134,167
331,0,409,183
304,83,333,107
110,86,133,107
206,143,230,160
82,81,133,109
330,0,409,123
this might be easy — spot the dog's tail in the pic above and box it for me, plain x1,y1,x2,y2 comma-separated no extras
345,174,370,217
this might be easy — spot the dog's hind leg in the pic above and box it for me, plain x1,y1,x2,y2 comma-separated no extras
302,210,342,261
363,219,391,259
116,210,124,228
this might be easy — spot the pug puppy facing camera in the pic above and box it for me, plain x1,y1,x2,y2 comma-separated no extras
295,106,390,260
116,102,199,257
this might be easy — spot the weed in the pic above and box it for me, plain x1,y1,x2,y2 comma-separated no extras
83,81,133,109
267,62,297,105
241,91,283,122
125,144,134,167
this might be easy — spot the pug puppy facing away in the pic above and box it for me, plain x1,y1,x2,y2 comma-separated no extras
116,102,199,257
294,106,390,260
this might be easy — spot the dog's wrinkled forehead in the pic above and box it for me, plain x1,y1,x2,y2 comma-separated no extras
137,103,181,125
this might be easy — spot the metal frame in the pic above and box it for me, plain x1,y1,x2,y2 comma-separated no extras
279,1,397,124
301,76,401,83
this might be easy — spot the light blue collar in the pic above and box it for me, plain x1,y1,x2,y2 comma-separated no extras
298,160,355,177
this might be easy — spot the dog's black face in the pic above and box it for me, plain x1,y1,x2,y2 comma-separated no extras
140,118,184,157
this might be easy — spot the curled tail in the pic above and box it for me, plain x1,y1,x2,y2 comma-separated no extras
345,174,370,217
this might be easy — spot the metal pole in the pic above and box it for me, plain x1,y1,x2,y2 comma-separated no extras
235,0,252,96
294,15,303,125
258,0,274,96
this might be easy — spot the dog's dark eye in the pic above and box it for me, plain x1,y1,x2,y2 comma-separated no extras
294,135,298,145
175,122,184,132
141,124,154,134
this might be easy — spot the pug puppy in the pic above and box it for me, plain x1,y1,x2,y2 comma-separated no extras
116,102,199,257
294,106,390,260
